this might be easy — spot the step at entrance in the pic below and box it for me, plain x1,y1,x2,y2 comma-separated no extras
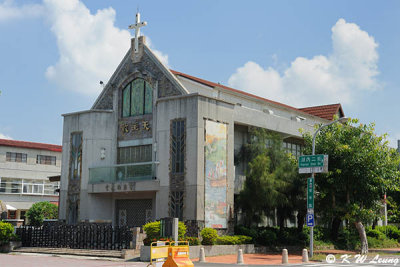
13,247,135,258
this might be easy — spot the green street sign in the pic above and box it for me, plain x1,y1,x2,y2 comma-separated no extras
307,177,314,209
299,155,325,168
298,155,328,174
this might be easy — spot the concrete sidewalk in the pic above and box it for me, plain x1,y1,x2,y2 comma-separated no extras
192,253,305,265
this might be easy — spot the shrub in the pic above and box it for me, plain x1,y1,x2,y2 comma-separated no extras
366,228,386,239
235,225,258,240
26,201,58,226
143,221,160,241
178,222,187,239
367,236,399,248
143,221,187,243
0,221,14,244
236,235,253,244
257,228,277,246
185,236,200,246
216,235,239,245
215,235,253,245
336,227,360,250
376,225,400,240
200,228,218,245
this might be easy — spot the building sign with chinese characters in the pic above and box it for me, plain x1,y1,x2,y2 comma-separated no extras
105,182,136,192
118,117,152,140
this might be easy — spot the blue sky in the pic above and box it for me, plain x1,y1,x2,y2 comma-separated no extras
0,0,399,147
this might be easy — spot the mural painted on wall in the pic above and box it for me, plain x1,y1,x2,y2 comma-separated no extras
204,120,227,229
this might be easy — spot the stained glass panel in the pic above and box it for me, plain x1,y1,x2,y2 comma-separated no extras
144,82,153,114
131,79,144,116
70,132,82,181
122,84,131,117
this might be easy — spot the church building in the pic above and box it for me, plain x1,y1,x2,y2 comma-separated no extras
58,14,345,232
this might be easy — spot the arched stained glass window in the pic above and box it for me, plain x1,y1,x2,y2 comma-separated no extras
122,78,153,117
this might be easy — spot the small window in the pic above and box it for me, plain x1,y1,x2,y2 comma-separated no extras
6,152,27,163
122,78,153,118
11,181,20,193
117,145,152,164
0,180,5,193
36,155,56,165
8,210,16,219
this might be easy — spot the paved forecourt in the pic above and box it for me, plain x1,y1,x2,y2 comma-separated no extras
0,253,147,267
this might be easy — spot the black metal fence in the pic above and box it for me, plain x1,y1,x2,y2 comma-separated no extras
16,224,133,250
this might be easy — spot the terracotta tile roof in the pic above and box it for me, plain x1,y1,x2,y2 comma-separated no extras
299,104,344,121
0,139,62,152
170,70,343,120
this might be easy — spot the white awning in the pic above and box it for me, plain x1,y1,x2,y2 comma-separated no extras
5,204,17,211
6,202,35,210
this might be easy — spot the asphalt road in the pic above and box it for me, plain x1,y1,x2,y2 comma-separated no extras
2,253,400,267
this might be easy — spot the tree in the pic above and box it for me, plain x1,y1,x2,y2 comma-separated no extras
26,201,58,226
302,118,400,254
237,128,304,229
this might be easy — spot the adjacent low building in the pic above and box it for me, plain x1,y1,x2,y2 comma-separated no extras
58,15,345,233
0,139,62,225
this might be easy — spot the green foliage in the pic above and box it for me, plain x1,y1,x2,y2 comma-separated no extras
0,221,14,244
200,228,218,245
215,235,252,245
313,240,335,250
237,128,304,228
185,236,200,246
302,119,400,225
258,229,277,246
387,196,400,223
335,227,361,250
236,235,253,244
367,236,399,248
143,221,187,241
177,222,187,239
143,221,161,241
235,225,307,246
26,201,58,226
366,227,386,239
302,118,400,252
375,225,400,240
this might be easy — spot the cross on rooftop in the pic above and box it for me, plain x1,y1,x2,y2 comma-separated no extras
129,12,147,53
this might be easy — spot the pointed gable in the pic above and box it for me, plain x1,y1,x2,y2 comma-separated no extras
92,40,188,110
299,104,344,121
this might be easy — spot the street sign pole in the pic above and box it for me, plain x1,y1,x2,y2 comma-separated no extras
306,117,347,259
309,172,314,258
309,127,318,259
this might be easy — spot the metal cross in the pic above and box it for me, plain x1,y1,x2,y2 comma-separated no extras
128,12,147,53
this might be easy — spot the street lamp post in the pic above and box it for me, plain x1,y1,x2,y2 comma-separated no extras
309,117,347,258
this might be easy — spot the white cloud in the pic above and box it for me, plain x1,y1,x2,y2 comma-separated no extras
0,133,12,139
146,36,169,68
43,0,132,96
228,19,380,108
43,0,169,96
0,0,43,22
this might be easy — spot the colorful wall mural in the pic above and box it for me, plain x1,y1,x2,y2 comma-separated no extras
204,120,227,228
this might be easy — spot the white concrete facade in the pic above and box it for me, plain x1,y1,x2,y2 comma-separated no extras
59,36,337,232
0,140,61,224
